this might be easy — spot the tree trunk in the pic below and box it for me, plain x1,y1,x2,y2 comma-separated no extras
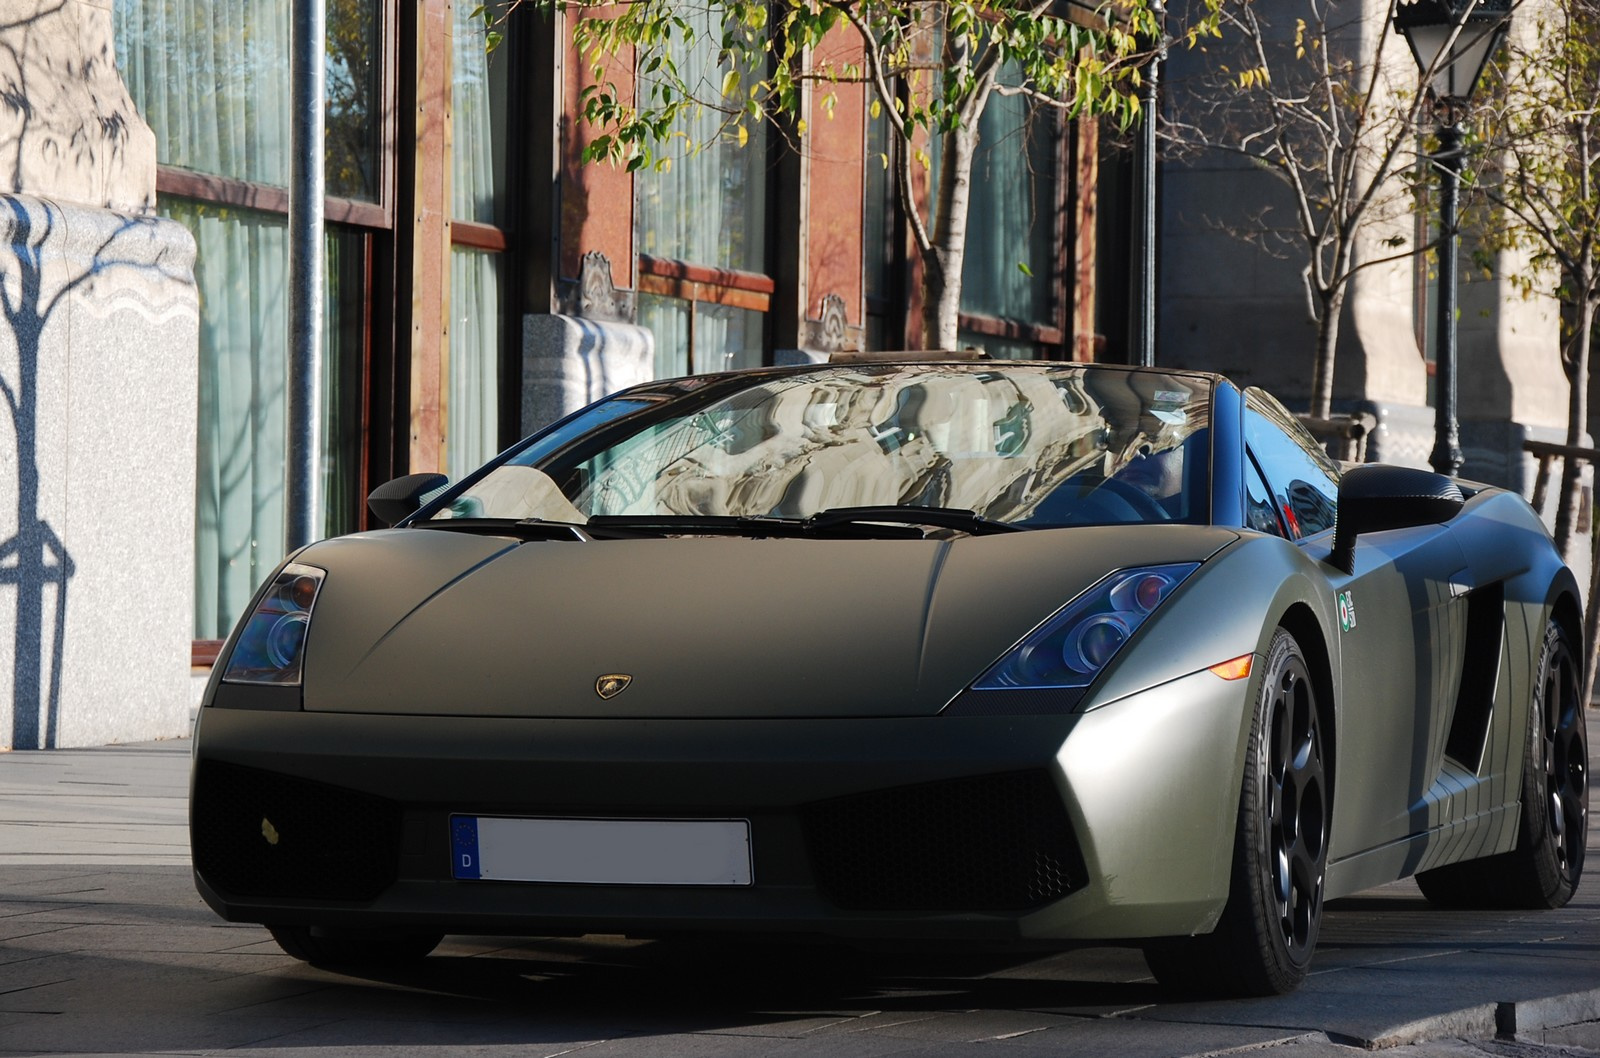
1309,287,1343,420
920,119,978,352
1567,293,1600,705
1554,290,1593,556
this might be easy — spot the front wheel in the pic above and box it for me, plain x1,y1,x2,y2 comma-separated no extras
1146,628,1329,996
267,925,443,965
1416,618,1587,909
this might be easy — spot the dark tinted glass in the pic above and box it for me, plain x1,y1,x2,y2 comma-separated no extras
1244,391,1340,537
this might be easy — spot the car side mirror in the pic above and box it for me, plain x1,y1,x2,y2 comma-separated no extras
1328,464,1463,573
367,473,448,527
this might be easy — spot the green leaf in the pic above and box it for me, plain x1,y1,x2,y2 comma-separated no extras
721,68,740,98
1017,262,1034,277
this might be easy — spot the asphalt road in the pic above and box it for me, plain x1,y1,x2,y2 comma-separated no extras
1,733,1597,1058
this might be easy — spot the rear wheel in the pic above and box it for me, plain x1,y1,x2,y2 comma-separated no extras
1145,629,1328,996
267,925,443,965
1416,618,1587,909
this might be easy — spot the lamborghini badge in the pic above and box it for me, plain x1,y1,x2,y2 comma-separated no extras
596,674,633,699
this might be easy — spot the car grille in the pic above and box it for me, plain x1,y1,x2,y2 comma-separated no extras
191,760,400,902
801,770,1085,912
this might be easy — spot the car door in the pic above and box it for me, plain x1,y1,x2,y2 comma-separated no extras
1243,393,1470,863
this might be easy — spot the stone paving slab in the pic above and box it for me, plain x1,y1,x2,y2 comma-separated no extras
0,736,1597,1058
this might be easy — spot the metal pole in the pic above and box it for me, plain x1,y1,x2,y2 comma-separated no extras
1430,122,1463,478
1133,1,1165,368
287,0,326,550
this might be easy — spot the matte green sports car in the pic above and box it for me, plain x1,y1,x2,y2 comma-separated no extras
191,360,1588,996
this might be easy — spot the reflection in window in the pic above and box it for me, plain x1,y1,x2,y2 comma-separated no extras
1246,457,1287,537
1245,397,1341,538
115,0,380,197
170,201,364,638
326,0,381,200
447,365,1212,528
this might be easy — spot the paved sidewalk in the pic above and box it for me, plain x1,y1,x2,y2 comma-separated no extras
0,736,1597,1058
0,738,189,865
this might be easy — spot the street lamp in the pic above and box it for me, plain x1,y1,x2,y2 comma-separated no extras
1393,0,1511,478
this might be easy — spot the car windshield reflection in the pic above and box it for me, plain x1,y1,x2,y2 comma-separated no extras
429,364,1213,530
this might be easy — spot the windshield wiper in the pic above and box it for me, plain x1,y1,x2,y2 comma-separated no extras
413,517,593,541
802,506,1019,536
575,509,1019,539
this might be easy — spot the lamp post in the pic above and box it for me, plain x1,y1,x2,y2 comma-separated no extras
1133,0,1165,368
1394,0,1511,478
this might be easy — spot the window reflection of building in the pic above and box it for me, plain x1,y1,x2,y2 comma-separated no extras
563,368,1206,523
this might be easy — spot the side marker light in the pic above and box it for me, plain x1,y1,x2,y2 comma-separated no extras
1209,655,1254,681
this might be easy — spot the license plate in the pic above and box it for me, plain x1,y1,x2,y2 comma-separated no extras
450,815,752,885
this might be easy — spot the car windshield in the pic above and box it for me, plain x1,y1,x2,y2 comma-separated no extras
427,364,1212,530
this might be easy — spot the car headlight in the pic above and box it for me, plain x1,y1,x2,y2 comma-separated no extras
972,563,1200,690
221,563,325,686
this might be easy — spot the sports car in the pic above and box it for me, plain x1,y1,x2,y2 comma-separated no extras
190,358,1588,996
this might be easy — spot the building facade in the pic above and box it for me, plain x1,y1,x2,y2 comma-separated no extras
1158,0,1576,496
1,0,1132,744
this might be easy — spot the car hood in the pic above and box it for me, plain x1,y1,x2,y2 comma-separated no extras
294,525,1239,718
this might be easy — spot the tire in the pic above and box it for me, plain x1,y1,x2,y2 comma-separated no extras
267,925,443,965
1145,628,1329,996
1416,618,1587,910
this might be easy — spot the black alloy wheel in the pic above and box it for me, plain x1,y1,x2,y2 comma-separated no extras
1539,622,1588,892
1145,628,1329,996
1263,630,1327,967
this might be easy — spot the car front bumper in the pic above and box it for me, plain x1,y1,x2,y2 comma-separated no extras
191,668,1253,945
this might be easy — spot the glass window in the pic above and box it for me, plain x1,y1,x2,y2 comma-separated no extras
452,1,509,226
430,365,1212,529
172,201,365,638
115,0,380,196
1245,455,1287,537
957,330,1035,361
864,102,893,307
633,8,766,273
447,248,505,481
961,77,1056,325
1245,391,1340,538
639,293,763,378
326,0,383,201
639,293,692,378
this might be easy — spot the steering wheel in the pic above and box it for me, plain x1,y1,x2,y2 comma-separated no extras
1089,476,1171,522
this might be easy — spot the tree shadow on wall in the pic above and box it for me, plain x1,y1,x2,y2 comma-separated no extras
0,196,188,749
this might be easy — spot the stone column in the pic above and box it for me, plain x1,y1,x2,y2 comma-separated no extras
0,0,198,748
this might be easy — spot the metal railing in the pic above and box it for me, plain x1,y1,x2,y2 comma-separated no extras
1524,440,1596,526
1298,412,1378,463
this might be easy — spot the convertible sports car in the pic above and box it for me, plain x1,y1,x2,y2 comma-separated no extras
191,358,1588,996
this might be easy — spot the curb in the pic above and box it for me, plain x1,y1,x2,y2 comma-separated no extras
1342,988,1600,1050
1496,988,1600,1040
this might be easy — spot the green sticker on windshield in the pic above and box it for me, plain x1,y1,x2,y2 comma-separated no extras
1337,590,1357,632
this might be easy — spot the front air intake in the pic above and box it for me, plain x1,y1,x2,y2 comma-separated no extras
191,760,400,902
802,770,1085,912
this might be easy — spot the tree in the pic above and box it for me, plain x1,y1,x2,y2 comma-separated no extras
485,0,1217,351
1473,0,1600,694
1160,0,1470,420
